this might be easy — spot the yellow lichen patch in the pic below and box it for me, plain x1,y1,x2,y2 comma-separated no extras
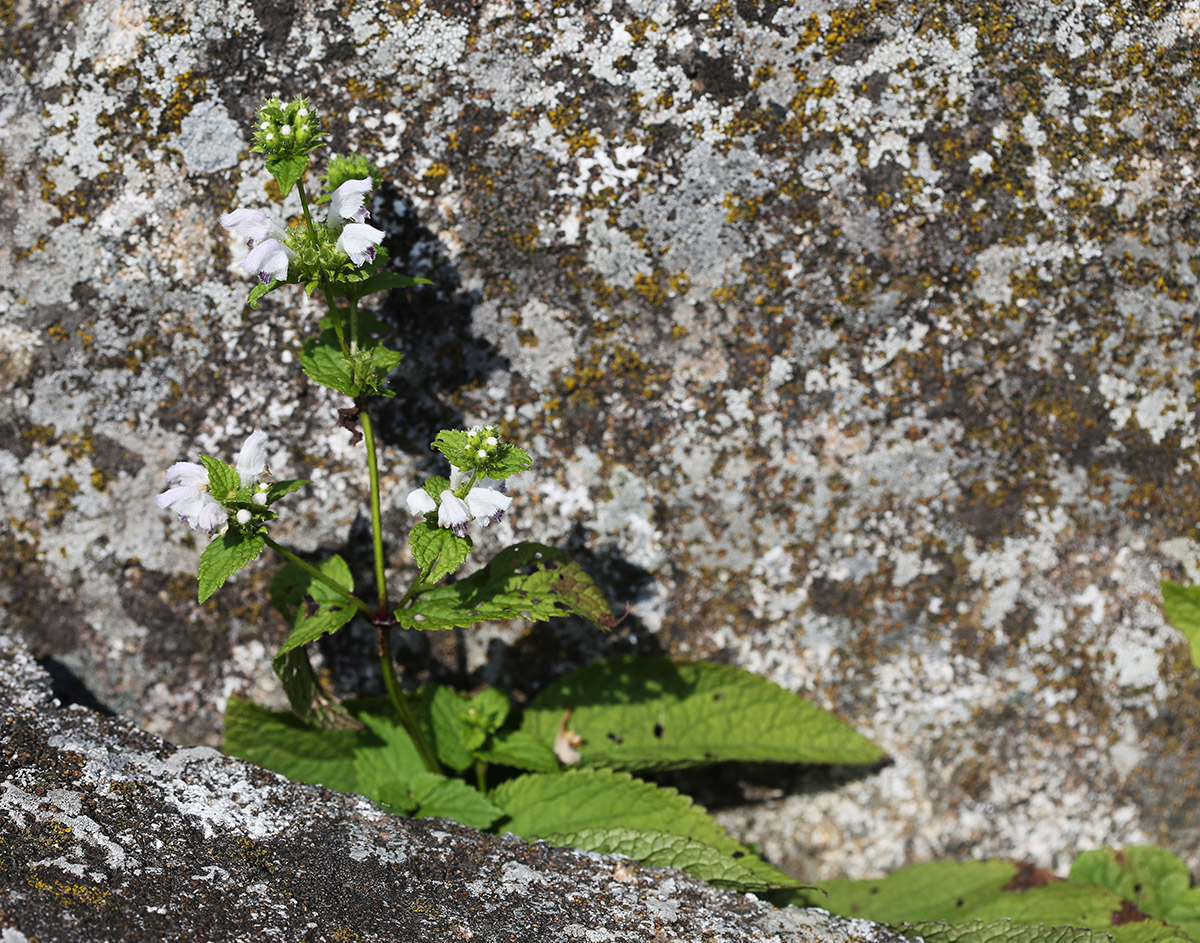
25,874,111,909
161,69,208,133
546,102,599,156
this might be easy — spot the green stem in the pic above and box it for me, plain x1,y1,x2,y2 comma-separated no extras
295,179,321,250
262,535,373,616
377,624,443,774
348,295,360,357
357,400,388,616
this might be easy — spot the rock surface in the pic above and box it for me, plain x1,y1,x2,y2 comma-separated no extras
1,0,1199,884
0,629,907,943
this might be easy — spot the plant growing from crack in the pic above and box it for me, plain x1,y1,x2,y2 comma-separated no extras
157,95,888,892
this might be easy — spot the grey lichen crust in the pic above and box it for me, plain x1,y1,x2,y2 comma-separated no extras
0,630,909,943
1,0,1199,885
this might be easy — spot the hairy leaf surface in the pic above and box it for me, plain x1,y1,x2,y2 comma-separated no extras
1160,581,1200,671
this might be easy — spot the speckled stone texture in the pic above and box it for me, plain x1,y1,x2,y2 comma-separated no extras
1,0,1199,887
1,629,918,942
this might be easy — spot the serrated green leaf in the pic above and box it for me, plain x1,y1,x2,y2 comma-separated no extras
490,768,794,889
224,696,365,794
265,153,309,198
198,530,265,603
461,687,509,753
541,826,792,892
486,444,533,479
247,279,278,309
965,884,1126,925
473,729,560,772
407,520,473,585
784,860,1020,920
396,542,612,631
898,921,1118,943
267,556,359,728
300,329,359,396
353,709,429,790
201,454,241,502
337,271,433,297
266,479,309,503
407,771,503,829
422,476,451,500
1070,847,1200,940
431,430,473,468
1161,581,1200,671
419,684,474,773
271,645,360,730
519,656,883,772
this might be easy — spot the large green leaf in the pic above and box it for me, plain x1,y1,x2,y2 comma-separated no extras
1160,581,1200,671
899,922,1122,943
352,710,502,829
224,696,365,794
474,729,560,773
519,656,883,772
785,860,1019,922
1070,847,1200,940
541,826,791,892
490,768,795,890
197,530,265,603
397,542,613,630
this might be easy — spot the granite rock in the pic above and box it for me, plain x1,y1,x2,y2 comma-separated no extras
1,0,1199,884
0,628,907,943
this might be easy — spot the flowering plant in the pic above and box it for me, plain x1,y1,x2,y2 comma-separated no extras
158,96,884,893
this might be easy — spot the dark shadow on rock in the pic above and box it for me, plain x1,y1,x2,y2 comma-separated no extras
651,757,893,813
36,655,116,716
363,185,512,458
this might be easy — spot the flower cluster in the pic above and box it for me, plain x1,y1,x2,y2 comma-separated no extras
407,465,512,539
251,97,324,159
157,431,270,535
220,178,385,286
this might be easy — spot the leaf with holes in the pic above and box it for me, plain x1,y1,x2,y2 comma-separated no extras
519,656,883,772
396,542,613,630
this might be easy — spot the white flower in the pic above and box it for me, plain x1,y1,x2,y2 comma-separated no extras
241,238,293,284
235,430,269,487
157,462,227,534
236,509,252,525
336,223,385,266
407,488,438,516
449,464,511,526
326,178,373,230
220,208,287,247
437,491,472,538
465,484,511,527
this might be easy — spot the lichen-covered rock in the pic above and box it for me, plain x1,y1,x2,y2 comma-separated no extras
0,629,907,943
1,0,1198,885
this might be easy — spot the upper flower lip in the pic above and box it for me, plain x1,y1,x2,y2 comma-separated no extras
327,178,374,230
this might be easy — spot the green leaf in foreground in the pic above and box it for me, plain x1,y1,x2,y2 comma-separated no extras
1160,580,1200,671
1070,846,1200,940
491,767,796,891
198,530,265,603
899,921,1121,943
473,729,559,773
519,656,884,772
397,542,614,630
542,826,789,892
265,152,309,198
784,860,1019,921
224,696,365,795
